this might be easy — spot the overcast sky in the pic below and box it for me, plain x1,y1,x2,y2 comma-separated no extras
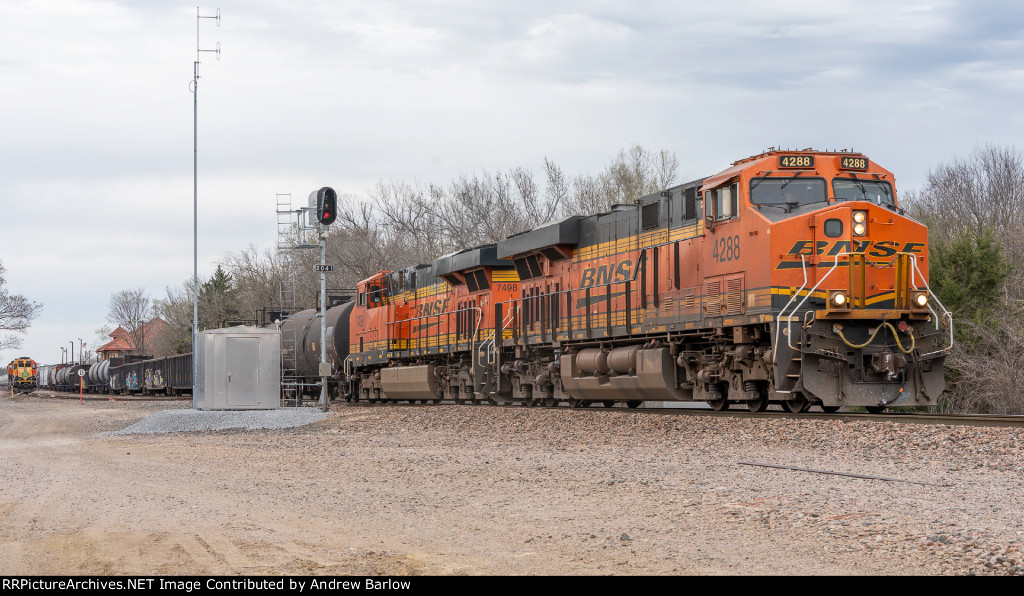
3,0,1023,365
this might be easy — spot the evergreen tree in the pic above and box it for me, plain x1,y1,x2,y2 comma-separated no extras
929,228,1008,347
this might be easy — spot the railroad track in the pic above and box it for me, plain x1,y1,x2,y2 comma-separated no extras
641,407,1024,429
335,400,1024,429
16,390,190,402
21,390,1024,429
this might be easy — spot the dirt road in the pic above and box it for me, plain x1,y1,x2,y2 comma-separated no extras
1,395,1022,575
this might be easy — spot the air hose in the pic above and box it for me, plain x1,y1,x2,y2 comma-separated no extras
834,321,915,354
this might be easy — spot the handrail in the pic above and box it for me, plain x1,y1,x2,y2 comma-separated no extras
908,256,954,356
484,304,520,367
779,255,843,354
773,251,954,363
385,305,484,351
773,255,809,364
468,307,483,378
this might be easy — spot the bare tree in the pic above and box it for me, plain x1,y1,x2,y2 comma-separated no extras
940,283,1024,414
436,169,546,248
0,259,42,353
328,196,409,285
906,144,1024,262
318,145,681,285
107,288,150,355
151,281,198,355
904,144,1024,414
221,245,313,318
562,144,680,215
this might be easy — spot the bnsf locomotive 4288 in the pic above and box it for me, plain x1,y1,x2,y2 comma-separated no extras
337,148,951,413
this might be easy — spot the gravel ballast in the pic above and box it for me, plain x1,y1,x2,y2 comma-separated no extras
1,395,1022,575
105,407,329,435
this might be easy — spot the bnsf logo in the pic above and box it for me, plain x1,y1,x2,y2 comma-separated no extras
788,240,925,258
580,259,633,288
415,298,450,317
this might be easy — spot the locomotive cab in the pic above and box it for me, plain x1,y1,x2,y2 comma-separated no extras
721,150,951,411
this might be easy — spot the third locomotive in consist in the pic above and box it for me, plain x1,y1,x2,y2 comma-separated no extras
339,149,952,412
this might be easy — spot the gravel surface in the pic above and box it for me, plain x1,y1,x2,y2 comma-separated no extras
1,395,1022,575
106,408,329,435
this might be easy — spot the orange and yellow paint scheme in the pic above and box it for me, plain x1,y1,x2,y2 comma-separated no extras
343,149,950,412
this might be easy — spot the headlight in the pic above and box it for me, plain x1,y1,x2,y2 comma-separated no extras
912,291,929,308
853,222,866,236
830,290,848,308
853,211,867,224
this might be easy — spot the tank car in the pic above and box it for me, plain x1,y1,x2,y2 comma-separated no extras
341,149,951,413
281,301,354,400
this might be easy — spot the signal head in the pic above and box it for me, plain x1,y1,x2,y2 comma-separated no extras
314,187,338,226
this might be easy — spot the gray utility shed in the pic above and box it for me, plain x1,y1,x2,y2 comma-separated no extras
195,326,281,410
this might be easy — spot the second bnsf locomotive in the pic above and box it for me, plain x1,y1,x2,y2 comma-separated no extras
336,149,951,412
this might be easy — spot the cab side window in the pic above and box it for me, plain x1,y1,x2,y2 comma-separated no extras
704,182,739,221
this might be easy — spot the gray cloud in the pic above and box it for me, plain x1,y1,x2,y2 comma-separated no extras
4,0,1024,362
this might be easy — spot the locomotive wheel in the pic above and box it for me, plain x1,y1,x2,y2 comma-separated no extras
602,400,616,408
708,397,729,411
570,399,586,408
747,395,769,413
820,405,841,413
626,400,642,409
542,397,556,407
866,406,886,414
781,396,809,413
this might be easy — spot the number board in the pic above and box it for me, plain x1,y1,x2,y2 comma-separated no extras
839,156,869,170
315,265,335,272
778,155,814,169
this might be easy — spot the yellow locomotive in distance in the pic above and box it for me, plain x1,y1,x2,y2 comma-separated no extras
6,357,38,394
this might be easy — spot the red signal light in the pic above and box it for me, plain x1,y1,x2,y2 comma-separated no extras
313,187,337,226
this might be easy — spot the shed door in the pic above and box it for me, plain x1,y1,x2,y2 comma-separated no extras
226,336,259,406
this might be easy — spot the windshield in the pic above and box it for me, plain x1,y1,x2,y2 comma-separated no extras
833,179,895,206
750,177,827,207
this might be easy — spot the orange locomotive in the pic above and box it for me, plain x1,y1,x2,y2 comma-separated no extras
346,149,951,412
348,245,521,403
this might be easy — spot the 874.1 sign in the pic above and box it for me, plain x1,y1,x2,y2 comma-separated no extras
315,265,334,272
